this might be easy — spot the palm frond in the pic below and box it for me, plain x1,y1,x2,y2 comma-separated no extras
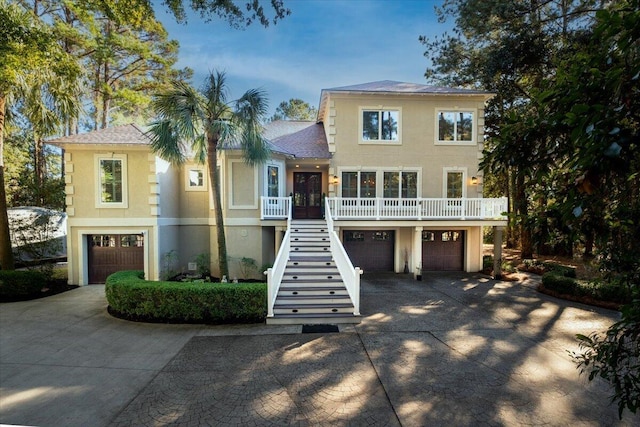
148,119,186,165
203,70,228,111
234,87,270,165
150,80,207,163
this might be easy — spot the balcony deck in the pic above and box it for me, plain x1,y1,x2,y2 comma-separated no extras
261,197,508,221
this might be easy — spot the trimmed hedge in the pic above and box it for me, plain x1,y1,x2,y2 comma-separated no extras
520,259,576,277
0,270,47,299
105,270,267,324
541,272,632,306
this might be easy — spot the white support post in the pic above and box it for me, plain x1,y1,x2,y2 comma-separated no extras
414,226,423,280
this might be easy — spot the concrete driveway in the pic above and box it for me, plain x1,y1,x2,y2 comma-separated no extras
0,272,635,426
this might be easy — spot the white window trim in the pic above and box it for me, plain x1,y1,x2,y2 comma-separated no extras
185,164,207,192
338,167,422,198
359,106,402,145
94,153,128,209
229,159,258,209
434,108,476,146
263,160,285,197
443,167,468,198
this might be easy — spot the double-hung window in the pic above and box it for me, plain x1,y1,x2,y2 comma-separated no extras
361,108,400,143
436,110,474,144
383,171,418,198
95,154,127,208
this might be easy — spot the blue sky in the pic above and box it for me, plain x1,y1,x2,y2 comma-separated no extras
155,0,453,117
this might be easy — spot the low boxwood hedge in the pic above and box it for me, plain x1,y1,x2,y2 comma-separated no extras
105,270,266,324
541,272,632,307
0,270,47,299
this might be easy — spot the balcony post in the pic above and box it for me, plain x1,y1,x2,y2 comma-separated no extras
493,226,504,279
413,226,423,279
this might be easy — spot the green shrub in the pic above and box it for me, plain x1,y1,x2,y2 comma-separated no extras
542,261,577,278
542,272,579,294
105,270,266,324
542,273,633,305
0,270,47,298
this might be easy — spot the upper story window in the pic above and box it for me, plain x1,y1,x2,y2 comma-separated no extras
185,166,207,191
361,108,400,143
95,154,128,208
436,110,475,145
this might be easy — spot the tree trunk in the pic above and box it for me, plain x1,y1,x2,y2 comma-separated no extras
0,95,16,270
208,136,229,278
515,172,533,258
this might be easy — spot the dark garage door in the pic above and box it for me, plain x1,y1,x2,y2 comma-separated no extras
88,234,144,283
343,230,394,272
422,230,464,271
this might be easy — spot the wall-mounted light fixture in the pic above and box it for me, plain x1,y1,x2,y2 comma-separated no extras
471,176,479,185
330,175,339,185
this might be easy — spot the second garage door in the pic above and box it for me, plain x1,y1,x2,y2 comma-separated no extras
422,230,464,271
343,230,394,272
88,234,144,283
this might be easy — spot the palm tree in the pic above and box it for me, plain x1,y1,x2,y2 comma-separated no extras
0,1,80,270
149,71,269,278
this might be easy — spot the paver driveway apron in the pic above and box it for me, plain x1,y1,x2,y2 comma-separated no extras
1,274,635,426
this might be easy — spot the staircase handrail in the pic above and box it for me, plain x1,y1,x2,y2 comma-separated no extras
265,196,292,317
325,197,362,315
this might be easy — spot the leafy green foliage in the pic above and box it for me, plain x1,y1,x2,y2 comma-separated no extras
0,269,47,298
105,270,267,323
269,98,317,122
572,300,640,418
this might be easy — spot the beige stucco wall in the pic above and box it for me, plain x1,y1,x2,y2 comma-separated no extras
327,93,486,198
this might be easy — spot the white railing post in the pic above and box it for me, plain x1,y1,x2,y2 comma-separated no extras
325,198,361,316
265,196,292,318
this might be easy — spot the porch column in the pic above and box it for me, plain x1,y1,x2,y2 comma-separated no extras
413,226,423,279
493,226,504,279
275,226,286,255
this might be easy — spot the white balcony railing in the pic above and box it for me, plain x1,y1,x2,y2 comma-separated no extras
326,197,507,220
260,196,292,219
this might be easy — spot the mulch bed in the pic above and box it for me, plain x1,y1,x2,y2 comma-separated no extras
537,283,622,311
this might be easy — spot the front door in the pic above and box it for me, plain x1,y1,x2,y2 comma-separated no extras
293,172,322,219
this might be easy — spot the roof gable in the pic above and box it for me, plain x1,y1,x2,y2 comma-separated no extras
266,121,330,159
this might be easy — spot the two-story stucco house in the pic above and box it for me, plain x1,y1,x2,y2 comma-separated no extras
50,80,507,324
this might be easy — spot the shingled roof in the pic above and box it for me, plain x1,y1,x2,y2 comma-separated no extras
48,124,150,146
263,121,330,159
324,80,492,95
318,80,494,122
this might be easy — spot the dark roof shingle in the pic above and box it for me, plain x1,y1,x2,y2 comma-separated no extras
264,121,330,159
48,124,150,145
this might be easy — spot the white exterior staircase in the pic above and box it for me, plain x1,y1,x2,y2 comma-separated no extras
267,219,361,325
